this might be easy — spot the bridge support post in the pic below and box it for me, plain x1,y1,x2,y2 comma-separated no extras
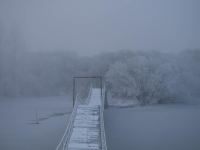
100,77,102,98
104,90,108,109
73,77,76,107
72,76,103,108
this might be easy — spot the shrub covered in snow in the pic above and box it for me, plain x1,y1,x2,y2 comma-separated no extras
105,52,179,104
0,39,200,105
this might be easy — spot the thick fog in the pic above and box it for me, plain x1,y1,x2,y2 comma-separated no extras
1,1,200,150
0,0,200,54
0,0,200,103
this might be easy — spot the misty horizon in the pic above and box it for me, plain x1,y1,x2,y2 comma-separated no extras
0,0,200,55
1,1,200,150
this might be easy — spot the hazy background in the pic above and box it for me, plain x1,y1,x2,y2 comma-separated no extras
0,0,200,55
0,0,200,100
1,1,200,150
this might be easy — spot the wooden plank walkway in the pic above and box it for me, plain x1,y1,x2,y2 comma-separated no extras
60,88,106,150
68,105,100,150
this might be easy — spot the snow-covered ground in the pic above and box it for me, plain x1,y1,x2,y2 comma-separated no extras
1,95,200,150
104,103,200,150
0,96,72,150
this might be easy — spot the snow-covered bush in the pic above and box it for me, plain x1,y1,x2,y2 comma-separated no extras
0,38,200,105
105,53,178,104
105,61,139,98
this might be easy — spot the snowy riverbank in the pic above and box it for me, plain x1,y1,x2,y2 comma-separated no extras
0,96,72,150
104,103,200,150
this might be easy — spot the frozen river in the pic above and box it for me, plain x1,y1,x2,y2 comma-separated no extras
104,104,200,150
0,96,72,150
1,96,200,150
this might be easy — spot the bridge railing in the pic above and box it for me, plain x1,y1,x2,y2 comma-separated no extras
56,85,107,150
84,85,93,104
55,94,79,150
100,84,108,150
55,86,93,150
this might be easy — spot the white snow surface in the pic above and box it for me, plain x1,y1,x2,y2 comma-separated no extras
0,96,72,150
2,94,199,150
68,88,102,150
105,103,200,150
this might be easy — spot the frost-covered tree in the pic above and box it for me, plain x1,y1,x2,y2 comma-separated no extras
106,62,139,98
105,53,178,104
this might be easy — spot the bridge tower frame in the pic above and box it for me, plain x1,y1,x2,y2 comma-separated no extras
72,76,103,107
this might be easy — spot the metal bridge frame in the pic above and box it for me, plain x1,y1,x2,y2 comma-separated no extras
73,76,103,107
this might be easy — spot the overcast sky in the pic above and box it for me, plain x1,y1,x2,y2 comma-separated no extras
0,0,200,55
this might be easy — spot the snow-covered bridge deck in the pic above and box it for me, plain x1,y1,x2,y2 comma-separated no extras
56,88,107,150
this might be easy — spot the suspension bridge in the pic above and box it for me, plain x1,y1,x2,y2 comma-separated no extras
56,77,107,150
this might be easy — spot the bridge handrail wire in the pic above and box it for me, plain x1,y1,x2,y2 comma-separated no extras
100,84,108,150
85,85,93,104
55,85,107,150
55,94,79,150
56,86,93,150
